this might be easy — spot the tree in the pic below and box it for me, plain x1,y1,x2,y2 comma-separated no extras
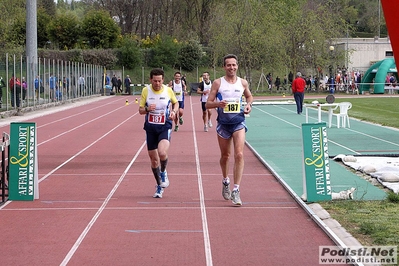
144,35,180,69
178,40,203,72
39,0,57,17
118,35,142,69
208,0,286,84
81,10,121,49
47,12,81,50
0,0,25,49
37,8,52,48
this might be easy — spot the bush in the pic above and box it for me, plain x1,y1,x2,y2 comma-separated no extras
178,40,203,72
118,37,143,69
145,36,180,69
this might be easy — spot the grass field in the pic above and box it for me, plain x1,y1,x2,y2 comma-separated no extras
302,94,399,264
304,96,399,129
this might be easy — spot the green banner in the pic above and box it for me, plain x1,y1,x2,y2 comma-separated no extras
301,123,332,202
9,122,38,201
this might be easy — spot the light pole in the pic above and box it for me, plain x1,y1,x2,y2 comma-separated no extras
328,46,335,94
329,46,335,78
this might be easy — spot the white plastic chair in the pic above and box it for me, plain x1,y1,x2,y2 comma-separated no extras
334,102,352,128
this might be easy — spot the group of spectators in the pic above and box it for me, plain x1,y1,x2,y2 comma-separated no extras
104,74,133,94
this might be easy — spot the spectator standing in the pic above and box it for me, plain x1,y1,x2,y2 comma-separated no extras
329,76,335,94
63,77,69,98
78,75,85,97
274,76,281,90
111,74,118,92
0,77,5,108
124,75,131,94
292,72,305,114
21,77,27,103
9,74,22,108
305,76,311,91
266,73,272,90
117,76,122,93
49,74,57,101
105,74,110,86
34,75,43,100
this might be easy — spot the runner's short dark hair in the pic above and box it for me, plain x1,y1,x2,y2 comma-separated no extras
150,68,164,78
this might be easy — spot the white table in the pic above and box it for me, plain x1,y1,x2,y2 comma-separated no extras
304,103,339,128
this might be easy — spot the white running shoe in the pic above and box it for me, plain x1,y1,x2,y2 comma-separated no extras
204,125,208,132
222,181,231,200
160,171,169,188
153,185,164,198
208,120,213,128
231,190,242,205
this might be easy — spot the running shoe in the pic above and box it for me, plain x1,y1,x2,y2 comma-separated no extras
208,120,213,128
204,125,208,132
222,181,231,200
153,185,164,198
231,190,242,206
160,171,169,188
179,117,184,125
174,125,179,131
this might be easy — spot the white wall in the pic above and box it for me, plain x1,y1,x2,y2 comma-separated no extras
335,38,393,73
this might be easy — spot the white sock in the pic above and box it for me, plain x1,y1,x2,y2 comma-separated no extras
222,177,230,184
233,184,240,191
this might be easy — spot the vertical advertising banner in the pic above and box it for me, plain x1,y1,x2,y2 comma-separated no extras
301,123,332,202
381,0,399,73
9,122,38,201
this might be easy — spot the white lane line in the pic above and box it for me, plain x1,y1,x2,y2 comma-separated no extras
38,103,128,146
272,104,399,147
189,96,213,266
38,113,138,183
0,108,140,211
255,107,359,154
2,206,298,211
60,140,146,266
37,98,122,128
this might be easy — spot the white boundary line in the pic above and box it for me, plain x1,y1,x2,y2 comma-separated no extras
245,141,364,266
60,140,146,266
38,101,128,146
255,106,362,154
0,98,133,210
38,113,139,183
189,96,213,266
36,97,122,128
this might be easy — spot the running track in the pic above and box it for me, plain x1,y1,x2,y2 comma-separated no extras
0,95,340,265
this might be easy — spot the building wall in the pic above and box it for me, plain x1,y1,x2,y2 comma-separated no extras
335,38,393,73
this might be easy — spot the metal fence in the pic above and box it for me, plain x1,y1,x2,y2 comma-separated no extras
0,54,105,112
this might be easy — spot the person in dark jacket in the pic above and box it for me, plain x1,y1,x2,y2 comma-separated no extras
124,75,131,94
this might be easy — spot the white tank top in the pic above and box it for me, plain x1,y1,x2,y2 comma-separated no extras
201,80,212,102
173,81,184,101
216,77,245,124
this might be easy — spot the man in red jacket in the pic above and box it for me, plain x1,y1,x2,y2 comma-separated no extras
292,72,306,114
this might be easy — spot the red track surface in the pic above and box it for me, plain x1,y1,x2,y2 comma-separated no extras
0,96,339,266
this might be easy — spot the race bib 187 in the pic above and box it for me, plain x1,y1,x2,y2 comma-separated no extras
223,100,240,113
148,112,166,124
